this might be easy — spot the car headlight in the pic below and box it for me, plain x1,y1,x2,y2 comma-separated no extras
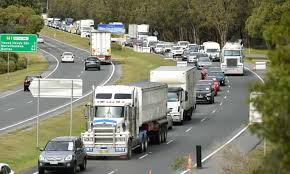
39,155,45,161
65,155,73,161
206,93,212,96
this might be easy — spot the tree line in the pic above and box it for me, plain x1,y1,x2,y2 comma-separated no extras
47,0,253,46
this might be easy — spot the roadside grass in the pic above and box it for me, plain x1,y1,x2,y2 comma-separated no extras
0,27,174,173
244,48,269,56
0,52,48,92
244,57,270,63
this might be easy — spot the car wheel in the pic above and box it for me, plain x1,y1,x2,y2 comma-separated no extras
69,162,77,174
80,158,87,171
85,67,87,71
98,67,101,71
38,167,45,174
126,141,132,160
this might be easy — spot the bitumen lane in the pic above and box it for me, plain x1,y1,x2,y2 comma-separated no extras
0,36,114,132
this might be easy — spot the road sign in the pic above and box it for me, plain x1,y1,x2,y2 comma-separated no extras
30,78,83,98
0,34,37,52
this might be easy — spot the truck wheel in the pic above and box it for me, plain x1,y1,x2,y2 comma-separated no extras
157,130,162,144
126,141,132,160
38,167,45,174
136,138,145,153
163,127,168,142
144,137,148,152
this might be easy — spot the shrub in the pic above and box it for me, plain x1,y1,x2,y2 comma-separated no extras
112,42,123,50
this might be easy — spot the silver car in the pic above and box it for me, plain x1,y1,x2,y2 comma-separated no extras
187,52,199,63
197,55,212,69
38,136,87,174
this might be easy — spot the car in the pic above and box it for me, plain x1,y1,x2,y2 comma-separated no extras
61,52,75,63
206,76,220,91
84,57,101,71
171,46,184,58
195,84,214,104
198,80,218,96
38,136,87,174
0,163,14,174
177,41,190,50
154,44,165,54
24,75,42,91
187,52,199,63
196,55,212,69
37,37,44,43
208,71,226,86
181,50,189,61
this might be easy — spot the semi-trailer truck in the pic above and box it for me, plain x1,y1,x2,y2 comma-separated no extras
90,30,111,64
81,82,168,159
150,66,198,123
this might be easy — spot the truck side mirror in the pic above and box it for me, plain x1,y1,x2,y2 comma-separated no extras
84,103,92,119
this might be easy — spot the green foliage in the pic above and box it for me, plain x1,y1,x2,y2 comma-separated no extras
249,1,290,173
0,5,44,34
111,43,122,50
0,0,42,14
0,52,28,74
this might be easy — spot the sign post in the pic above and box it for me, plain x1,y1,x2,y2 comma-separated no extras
30,78,83,147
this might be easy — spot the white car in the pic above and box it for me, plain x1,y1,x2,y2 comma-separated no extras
0,163,14,174
37,37,44,43
171,46,184,57
154,44,165,54
61,52,74,63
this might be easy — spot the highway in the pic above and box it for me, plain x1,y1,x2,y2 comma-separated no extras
0,36,116,132
24,60,260,174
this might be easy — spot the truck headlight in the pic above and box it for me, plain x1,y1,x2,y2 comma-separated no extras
65,155,73,161
39,155,45,161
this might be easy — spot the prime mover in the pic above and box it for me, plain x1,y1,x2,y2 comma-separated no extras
81,82,169,159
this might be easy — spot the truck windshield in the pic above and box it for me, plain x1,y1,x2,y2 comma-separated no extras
95,106,124,118
224,50,240,56
167,92,179,102
206,49,218,53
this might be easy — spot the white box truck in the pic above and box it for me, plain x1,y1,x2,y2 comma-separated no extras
90,30,111,64
128,24,149,39
128,24,138,39
78,19,94,37
81,82,169,159
150,66,198,123
202,41,221,61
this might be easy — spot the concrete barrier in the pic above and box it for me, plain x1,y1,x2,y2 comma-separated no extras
254,61,267,70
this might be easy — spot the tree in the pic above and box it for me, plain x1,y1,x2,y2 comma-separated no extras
0,0,41,14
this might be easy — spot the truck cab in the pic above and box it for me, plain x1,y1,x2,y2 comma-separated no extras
167,87,188,122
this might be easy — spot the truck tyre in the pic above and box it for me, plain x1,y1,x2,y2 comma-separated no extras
38,167,45,174
163,127,168,142
126,141,132,160
157,129,162,144
79,158,87,171
136,138,145,153
144,137,148,152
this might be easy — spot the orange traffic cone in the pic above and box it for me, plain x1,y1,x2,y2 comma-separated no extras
186,154,193,170
147,169,153,174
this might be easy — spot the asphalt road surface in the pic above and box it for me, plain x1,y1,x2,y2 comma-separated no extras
0,36,115,132
25,60,260,174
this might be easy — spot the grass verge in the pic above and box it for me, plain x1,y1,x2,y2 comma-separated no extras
244,48,269,56
0,52,48,93
0,27,174,173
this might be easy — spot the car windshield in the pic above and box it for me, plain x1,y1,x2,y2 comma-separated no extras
207,49,218,53
95,106,125,118
189,52,198,56
199,57,210,62
167,92,178,102
196,85,211,91
45,141,74,151
87,57,99,61
179,42,188,46
208,71,223,76
172,47,182,50
224,50,241,56
63,52,73,56
156,45,164,48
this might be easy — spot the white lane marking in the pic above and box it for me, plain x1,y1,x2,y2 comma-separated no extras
228,85,231,88
227,90,230,93
77,74,81,77
0,48,60,99
180,67,265,174
80,71,84,74
224,96,227,99
201,118,207,122
212,109,216,113
27,100,33,104
32,172,38,174
5,108,14,111
107,171,116,174
0,51,115,132
219,102,223,106
185,127,192,132
166,139,175,144
139,153,149,159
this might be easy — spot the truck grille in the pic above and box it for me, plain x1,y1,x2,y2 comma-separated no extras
226,59,238,67
95,137,114,144
94,128,115,144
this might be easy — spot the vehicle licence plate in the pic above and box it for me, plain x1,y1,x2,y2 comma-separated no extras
50,161,58,165
198,95,203,98
100,150,108,154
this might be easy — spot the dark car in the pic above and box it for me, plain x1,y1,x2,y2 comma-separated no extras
84,57,101,71
208,71,226,86
195,84,214,104
198,80,218,96
38,136,87,174
24,75,42,91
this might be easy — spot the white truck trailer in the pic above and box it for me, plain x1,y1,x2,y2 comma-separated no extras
150,66,198,123
90,30,111,64
128,24,149,39
81,82,168,159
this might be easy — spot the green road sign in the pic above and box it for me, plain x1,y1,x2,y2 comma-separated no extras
0,34,37,52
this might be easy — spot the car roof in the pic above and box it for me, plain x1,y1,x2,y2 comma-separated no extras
0,163,9,168
50,136,79,142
